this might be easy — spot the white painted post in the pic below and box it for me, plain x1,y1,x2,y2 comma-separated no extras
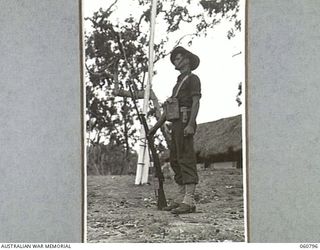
135,0,158,185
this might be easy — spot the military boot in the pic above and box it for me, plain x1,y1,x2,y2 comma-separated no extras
163,184,185,211
171,184,196,214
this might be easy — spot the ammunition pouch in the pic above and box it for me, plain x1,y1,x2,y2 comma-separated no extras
165,97,180,121
180,107,190,124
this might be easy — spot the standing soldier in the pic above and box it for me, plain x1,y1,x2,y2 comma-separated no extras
148,46,201,214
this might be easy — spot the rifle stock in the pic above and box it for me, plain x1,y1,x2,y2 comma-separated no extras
140,114,167,210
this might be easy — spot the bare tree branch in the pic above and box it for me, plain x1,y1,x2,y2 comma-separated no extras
137,12,147,34
105,0,118,14
154,33,196,63
113,89,144,99
232,51,242,57
112,87,171,146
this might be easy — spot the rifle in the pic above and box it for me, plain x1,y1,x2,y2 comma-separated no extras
128,83,167,210
115,28,166,209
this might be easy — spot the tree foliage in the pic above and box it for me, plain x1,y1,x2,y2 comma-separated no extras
85,0,241,164
87,144,138,175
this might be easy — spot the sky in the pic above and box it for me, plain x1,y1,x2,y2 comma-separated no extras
83,0,245,124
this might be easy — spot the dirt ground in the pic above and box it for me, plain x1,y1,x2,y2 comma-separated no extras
87,166,245,243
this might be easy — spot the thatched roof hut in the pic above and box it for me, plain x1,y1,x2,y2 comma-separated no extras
160,115,242,167
194,114,242,161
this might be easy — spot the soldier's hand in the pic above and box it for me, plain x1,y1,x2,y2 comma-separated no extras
184,125,195,136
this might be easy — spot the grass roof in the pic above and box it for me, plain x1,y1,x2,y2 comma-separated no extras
194,115,242,158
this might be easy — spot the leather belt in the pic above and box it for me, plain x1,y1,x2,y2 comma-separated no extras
180,107,191,112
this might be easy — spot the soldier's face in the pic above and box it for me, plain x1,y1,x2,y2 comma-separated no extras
173,53,189,70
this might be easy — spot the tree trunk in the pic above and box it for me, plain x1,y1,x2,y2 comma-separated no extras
120,97,130,175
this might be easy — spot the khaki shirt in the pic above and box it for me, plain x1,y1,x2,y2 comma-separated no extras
171,72,202,108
